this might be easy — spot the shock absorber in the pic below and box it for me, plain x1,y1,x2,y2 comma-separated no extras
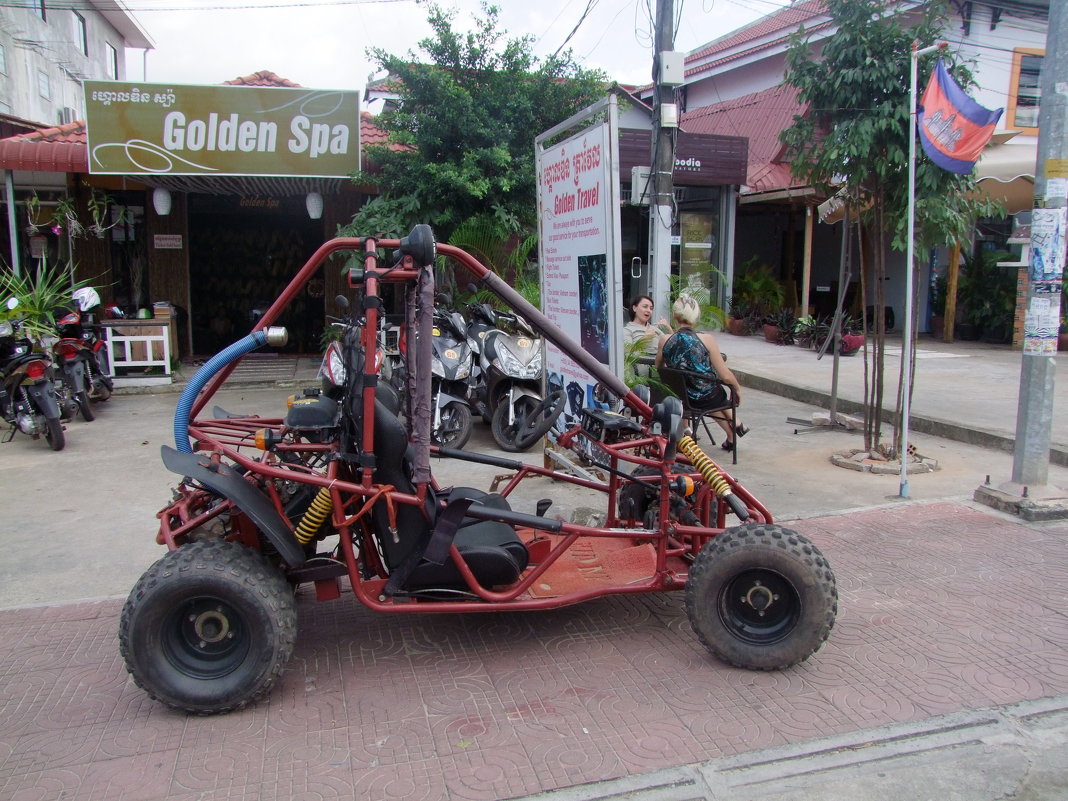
677,435,750,521
294,486,333,544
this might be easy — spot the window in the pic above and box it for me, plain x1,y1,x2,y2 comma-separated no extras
74,11,88,56
1007,48,1043,133
106,42,118,79
0,44,6,75
37,69,51,100
26,1,46,21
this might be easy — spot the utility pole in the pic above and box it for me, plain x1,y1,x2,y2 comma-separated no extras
1008,0,1067,492
649,0,676,316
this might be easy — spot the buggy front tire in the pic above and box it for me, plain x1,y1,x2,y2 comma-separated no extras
686,523,837,670
119,539,297,714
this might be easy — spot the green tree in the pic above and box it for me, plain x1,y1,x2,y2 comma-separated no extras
780,0,1001,457
344,1,607,241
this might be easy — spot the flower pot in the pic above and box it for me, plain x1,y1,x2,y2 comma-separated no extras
930,315,944,339
840,333,865,356
727,317,746,336
1059,332,1068,351
957,322,980,341
763,323,781,344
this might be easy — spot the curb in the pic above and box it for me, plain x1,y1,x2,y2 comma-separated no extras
734,368,1068,468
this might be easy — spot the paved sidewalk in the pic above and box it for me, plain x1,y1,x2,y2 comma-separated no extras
2,500,1067,800
719,333,1068,461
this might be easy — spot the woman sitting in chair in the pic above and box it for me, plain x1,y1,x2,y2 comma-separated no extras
655,294,749,451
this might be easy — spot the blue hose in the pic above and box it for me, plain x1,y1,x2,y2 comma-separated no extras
174,331,268,453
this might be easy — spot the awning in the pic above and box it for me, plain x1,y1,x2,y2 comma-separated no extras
974,140,1037,214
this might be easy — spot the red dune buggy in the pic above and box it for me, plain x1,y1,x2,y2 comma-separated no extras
119,226,837,714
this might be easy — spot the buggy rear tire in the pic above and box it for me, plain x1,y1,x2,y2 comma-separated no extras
119,539,297,714
685,523,836,670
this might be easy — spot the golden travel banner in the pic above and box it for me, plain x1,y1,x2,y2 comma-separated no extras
84,81,360,177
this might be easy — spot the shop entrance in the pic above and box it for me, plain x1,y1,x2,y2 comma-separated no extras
188,195,325,355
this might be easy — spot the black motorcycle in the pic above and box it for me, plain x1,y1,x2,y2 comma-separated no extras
0,300,66,450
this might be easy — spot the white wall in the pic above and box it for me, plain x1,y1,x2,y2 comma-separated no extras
0,6,133,125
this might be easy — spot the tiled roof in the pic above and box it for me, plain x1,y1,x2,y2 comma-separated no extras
682,83,807,194
223,70,302,87
687,0,827,63
0,119,89,172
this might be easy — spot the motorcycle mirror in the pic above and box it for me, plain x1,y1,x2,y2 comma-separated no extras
5,297,18,311
334,294,350,310
398,224,436,267
435,292,452,306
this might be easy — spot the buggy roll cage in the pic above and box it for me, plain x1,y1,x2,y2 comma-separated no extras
165,228,772,612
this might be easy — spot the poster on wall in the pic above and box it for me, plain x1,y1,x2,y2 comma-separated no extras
536,97,622,433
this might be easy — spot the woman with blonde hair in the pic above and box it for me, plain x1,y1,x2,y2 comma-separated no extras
655,294,748,450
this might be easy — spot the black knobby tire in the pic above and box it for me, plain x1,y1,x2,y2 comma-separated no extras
685,523,837,670
119,539,298,714
76,391,95,422
434,401,473,449
44,417,65,451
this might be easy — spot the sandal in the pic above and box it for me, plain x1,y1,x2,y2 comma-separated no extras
735,424,750,438
721,440,735,451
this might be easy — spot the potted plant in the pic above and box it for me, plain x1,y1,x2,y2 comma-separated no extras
765,307,797,345
794,315,829,349
725,296,749,335
840,315,865,355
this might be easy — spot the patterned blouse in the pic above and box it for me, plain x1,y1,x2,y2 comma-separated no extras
661,327,720,406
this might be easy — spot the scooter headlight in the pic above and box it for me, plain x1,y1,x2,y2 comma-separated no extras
495,348,541,380
454,360,471,380
317,341,345,388
432,357,445,377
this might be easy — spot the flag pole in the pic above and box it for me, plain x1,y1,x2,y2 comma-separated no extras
901,40,946,498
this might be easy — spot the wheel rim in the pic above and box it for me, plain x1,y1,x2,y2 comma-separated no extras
718,569,801,645
436,405,464,446
162,595,251,679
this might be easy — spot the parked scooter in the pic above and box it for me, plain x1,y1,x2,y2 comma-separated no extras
429,300,474,449
0,299,66,450
54,287,113,402
468,303,562,452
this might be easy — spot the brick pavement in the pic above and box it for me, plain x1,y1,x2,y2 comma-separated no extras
2,500,1067,800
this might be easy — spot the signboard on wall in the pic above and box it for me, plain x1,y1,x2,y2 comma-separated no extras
536,96,623,431
84,81,360,177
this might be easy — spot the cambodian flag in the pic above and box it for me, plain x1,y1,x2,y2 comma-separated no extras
918,59,1003,174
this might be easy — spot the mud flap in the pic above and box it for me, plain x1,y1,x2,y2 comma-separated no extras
160,446,306,568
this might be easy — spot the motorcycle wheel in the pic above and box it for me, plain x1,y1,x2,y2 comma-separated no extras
490,391,565,452
434,401,473,449
76,390,96,422
119,540,297,714
44,417,65,451
90,380,111,402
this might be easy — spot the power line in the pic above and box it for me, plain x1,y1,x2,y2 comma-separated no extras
0,0,408,11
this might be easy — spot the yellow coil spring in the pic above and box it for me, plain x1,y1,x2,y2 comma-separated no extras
294,485,333,544
678,435,733,498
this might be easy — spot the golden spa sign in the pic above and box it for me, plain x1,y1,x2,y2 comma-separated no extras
84,81,360,177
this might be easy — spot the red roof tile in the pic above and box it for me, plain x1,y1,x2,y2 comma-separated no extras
0,120,88,172
688,0,827,63
223,70,302,87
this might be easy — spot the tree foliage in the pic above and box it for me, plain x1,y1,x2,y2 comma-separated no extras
780,0,1004,455
346,1,607,241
